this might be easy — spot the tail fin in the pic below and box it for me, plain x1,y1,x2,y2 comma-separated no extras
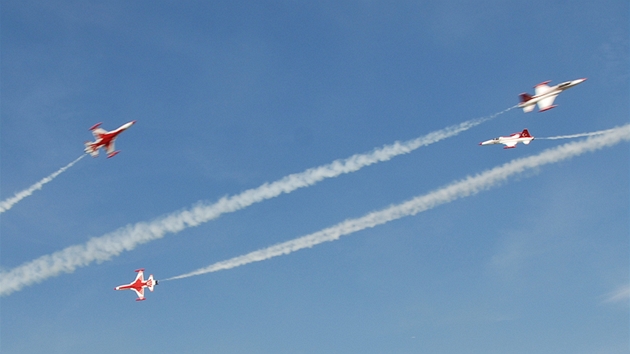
521,129,532,138
519,93,535,112
147,275,157,292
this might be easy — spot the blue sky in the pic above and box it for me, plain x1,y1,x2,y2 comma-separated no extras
1,1,628,353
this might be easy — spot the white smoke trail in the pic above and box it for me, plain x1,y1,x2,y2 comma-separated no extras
537,128,615,140
0,108,513,296
164,124,630,281
0,155,86,213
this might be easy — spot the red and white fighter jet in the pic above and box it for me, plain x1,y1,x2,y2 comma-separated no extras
114,269,158,301
518,78,586,113
479,129,534,149
84,121,136,158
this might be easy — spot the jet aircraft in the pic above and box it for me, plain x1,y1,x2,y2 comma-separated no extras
84,121,136,158
480,129,534,149
518,78,586,112
114,269,158,301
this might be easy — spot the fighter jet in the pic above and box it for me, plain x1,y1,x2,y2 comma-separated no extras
518,78,586,112
84,121,136,158
114,269,158,301
480,129,534,149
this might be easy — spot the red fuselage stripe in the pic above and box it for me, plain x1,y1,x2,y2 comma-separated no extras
90,129,124,149
117,278,147,291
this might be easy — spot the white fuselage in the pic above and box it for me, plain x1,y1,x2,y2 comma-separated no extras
480,129,534,149
480,136,534,146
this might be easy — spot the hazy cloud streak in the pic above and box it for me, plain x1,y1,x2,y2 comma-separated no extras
166,124,630,281
0,109,511,296
601,285,630,304
0,155,85,213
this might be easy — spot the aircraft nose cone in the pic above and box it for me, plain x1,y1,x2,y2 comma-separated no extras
122,121,136,129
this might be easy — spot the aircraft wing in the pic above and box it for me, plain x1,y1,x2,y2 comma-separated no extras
503,141,518,148
105,139,116,155
92,128,107,139
537,94,558,111
134,270,144,282
534,82,552,96
132,287,145,301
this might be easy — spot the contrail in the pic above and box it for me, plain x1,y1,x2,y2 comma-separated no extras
537,128,615,140
0,155,86,214
164,124,630,281
0,108,513,296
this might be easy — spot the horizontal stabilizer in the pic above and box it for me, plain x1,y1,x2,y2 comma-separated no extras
84,143,99,157
147,275,157,292
522,105,535,113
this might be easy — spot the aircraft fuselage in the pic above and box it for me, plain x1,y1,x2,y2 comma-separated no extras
84,120,135,158
518,78,586,112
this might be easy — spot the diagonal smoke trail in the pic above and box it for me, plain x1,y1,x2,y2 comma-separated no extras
0,155,86,214
0,108,513,296
537,128,616,140
164,124,630,281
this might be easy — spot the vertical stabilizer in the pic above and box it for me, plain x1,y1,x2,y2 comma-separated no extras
519,93,535,113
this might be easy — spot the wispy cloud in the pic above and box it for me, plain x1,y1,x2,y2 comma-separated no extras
0,155,85,213
165,125,630,281
0,109,512,296
601,285,630,304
